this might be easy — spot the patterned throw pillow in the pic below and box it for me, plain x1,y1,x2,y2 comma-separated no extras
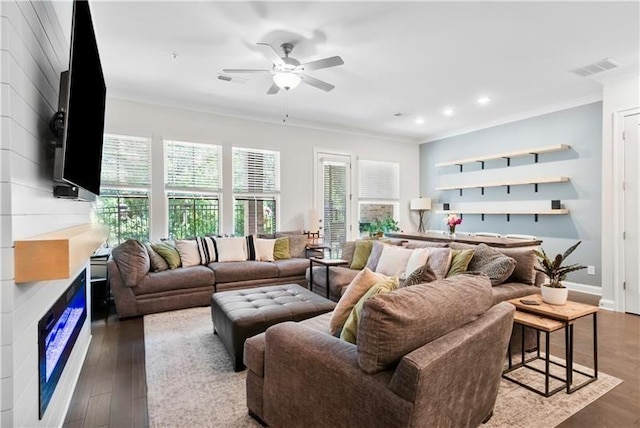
196,236,217,264
402,263,437,287
144,242,169,272
340,276,399,344
467,244,517,285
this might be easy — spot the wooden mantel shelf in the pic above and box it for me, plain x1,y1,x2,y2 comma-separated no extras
14,223,108,283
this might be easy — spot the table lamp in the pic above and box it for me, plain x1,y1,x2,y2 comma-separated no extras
410,197,432,233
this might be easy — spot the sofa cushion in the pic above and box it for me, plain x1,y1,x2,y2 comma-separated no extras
365,240,388,271
498,247,538,285
357,273,493,374
342,241,357,265
446,249,475,277
215,237,247,262
351,240,374,270
151,241,181,269
272,258,308,277
133,265,215,295
467,244,516,285
144,242,169,272
286,235,308,259
340,276,399,344
376,245,414,277
491,282,540,305
175,240,201,267
404,241,449,249
330,267,388,336
112,240,150,287
426,247,452,280
273,237,290,260
208,261,278,283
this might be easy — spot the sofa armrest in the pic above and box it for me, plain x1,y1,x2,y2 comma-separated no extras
107,259,138,318
262,322,412,428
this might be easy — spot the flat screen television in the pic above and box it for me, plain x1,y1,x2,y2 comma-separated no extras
53,0,106,200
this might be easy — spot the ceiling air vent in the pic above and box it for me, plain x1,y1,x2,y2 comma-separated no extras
571,58,621,77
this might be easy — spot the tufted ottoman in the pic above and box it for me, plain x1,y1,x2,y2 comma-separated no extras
211,284,336,371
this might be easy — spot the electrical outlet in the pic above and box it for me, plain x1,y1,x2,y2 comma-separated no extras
587,265,595,275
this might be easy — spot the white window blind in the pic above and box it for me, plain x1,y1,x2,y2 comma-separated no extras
165,140,222,193
101,134,151,189
233,147,280,193
323,161,348,249
358,160,400,200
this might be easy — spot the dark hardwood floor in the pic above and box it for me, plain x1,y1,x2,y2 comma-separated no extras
64,292,640,427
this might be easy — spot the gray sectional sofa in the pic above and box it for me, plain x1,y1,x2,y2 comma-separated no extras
107,239,309,318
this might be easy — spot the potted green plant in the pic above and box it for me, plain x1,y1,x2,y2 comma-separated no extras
534,241,587,305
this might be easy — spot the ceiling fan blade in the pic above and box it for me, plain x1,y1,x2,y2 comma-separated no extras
257,43,285,66
301,56,344,71
222,69,271,74
266,83,280,95
300,74,335,92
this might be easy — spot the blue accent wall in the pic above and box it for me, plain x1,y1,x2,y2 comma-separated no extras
420,102,602,287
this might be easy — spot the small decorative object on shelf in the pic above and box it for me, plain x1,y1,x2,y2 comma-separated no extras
534,241,587,305
445,213,462,237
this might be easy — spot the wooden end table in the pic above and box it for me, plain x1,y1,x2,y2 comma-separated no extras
503,294,599,396
308,257,349,299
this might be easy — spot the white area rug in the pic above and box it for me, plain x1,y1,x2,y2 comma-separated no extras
144,307,622,428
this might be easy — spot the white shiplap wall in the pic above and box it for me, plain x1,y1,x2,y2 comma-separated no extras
0,1,92,426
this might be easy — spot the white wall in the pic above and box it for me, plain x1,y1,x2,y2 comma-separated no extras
601,73,640,311
0,1,92,426
104,98,421,240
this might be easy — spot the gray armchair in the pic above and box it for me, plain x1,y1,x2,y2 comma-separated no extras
245,274,515,427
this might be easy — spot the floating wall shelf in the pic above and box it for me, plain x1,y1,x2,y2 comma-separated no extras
436,176,570,195
14,223,108,283
435,143,571,169
435,209,569,222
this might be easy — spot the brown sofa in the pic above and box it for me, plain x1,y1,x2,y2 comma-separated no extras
107,239,310,318
245,274,515,427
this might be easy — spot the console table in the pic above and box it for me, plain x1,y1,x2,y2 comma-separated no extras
385,232,542,248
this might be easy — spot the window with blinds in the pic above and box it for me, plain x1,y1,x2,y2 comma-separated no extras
165,140,223,238
101,134,151,190
98,134,152,244
358,160,400,233
165,140,222,193
232,147,280,193
323,161,348,254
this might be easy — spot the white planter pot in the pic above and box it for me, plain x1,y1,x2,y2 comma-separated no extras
541,284,568,305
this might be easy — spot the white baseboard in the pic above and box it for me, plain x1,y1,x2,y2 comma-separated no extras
598,299,616,311
563,281,602,296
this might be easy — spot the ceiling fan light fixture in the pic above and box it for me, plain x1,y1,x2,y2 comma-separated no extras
273,72,301,90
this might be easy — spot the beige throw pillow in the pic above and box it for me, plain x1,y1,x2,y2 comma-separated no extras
405,248,429,277
375,245,414,278
254,238,276,262
175,240,201,267
329,268,388,336
215,237,247,262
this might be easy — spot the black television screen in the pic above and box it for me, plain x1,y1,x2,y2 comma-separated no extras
61,0,106,196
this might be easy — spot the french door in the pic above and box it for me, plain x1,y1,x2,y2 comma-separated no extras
623,112,640,314
315,151,353,257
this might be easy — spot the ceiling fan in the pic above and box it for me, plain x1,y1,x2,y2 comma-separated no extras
221,42,344,94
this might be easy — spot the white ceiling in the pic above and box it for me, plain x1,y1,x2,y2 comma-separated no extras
58,1,639,142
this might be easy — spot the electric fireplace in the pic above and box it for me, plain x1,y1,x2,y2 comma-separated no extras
38,269,87,419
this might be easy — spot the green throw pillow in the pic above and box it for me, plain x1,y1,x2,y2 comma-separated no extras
446,249,475,277
151,242,181,269
340,276,399,344
273,237,291,260
350,240,374,270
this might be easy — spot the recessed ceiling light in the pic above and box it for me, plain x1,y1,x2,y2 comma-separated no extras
443,108,454,117
477,96,491,105
415,118,425,124
170,52,179,59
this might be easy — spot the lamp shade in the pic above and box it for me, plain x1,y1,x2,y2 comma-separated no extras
273,72,301,90
410,197,432,210
304,208,319,233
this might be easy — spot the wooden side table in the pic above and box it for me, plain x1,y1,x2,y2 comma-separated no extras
504,294,599,395
308,257,349,299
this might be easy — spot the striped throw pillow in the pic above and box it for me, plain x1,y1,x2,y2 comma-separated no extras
196,236,217,265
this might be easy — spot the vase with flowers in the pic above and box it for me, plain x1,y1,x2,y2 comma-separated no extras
445,213,462,237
